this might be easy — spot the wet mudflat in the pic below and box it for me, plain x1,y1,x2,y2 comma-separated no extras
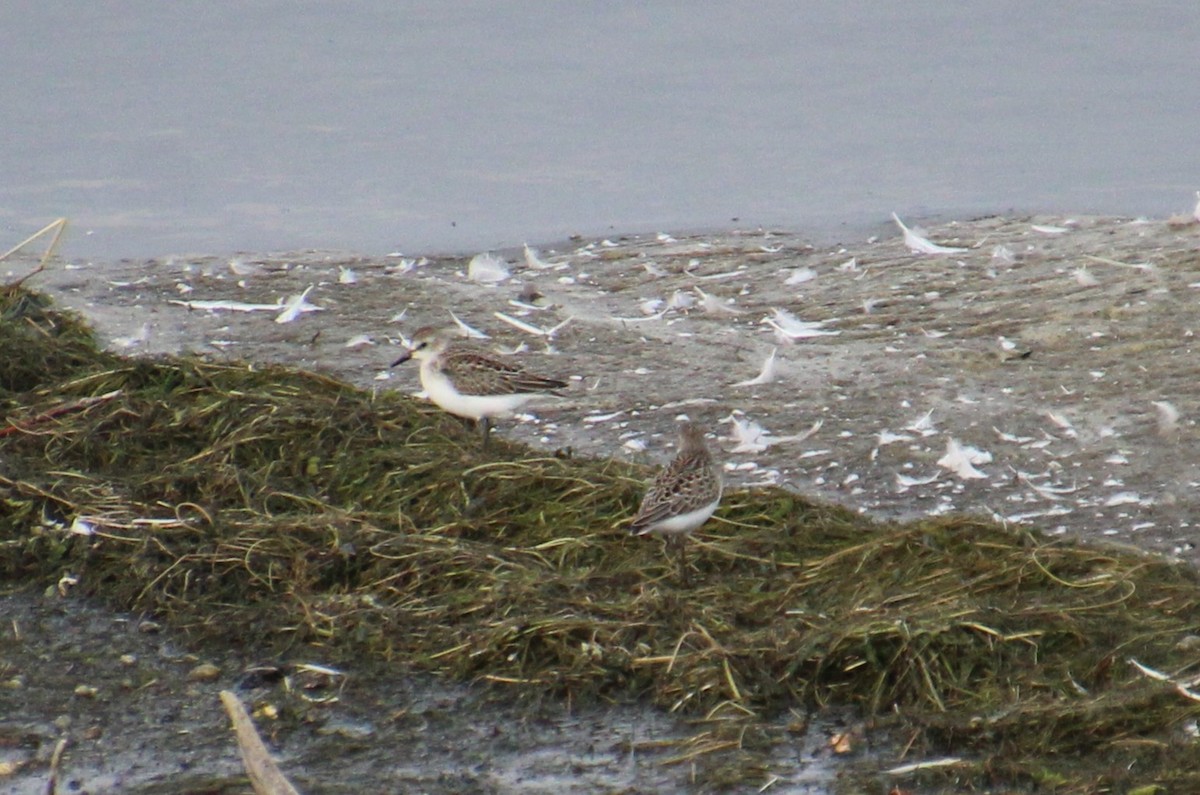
1,590,851,793
6,212,1200,794
27,212,1200,563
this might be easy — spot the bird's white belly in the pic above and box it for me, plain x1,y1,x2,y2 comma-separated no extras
652,495,721,536
421,366,534,420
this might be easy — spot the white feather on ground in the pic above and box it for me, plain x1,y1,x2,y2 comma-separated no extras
726,415,822,453
694,286,744,314
112,323,151,349
343,334,374,349
168,299,283,313
493,311,572,339
448,310,489,338
467,253,510,283
275,286,324,324
906,409,937,435
1152,400,1180,436
896,472,940,492
784,267,817,285
523,244,559,270
762,307,839,340
892,212,968,255
731,347,778,387
667,290,695,311
937,437,991,480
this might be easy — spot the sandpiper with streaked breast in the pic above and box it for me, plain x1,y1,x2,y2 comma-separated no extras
629,420,722,584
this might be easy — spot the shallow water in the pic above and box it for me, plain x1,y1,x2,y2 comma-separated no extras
3,2,1198,259
0,591,853,793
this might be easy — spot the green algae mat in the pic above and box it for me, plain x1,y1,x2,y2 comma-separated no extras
3,285,1200,793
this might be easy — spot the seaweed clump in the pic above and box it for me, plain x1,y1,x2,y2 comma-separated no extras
3,284,1200,792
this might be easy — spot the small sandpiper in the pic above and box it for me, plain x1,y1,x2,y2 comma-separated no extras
391,326,567,448
629,420,722,584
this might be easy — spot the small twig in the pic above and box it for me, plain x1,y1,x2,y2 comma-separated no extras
45,736,68,795
1,217,68,288
219,690,303,795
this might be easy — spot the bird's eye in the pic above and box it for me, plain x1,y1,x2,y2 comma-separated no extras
414,341,427,350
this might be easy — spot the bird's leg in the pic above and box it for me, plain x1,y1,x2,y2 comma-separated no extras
480,416,492,450
675,536,692,587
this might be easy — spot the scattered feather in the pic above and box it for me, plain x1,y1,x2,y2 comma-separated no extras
618,310,669,324
343,334,375,349
168,299,284,313
993,427,1034,444
895,472,940,492
1032,224,1069,235
385,257,422,274
892,212,967,254
448,310,489,338
467,252,510,283
697,269,744,281
1083,254,1155,273
836,257,859,272
725,415,821,453
338,266,358,284
732,347,778,387
275,286,324,324
228,257,261,277
1073,267,1098,286
667,290,695,311
784,267,817,285
1152,400,1180,436
937,437,991,480
906,409,937,435
876,430,912,446
656,398,719,411
493,311,550,336
694,286,744,314
583,410,624,424
992,245,1016,265
493,311,573,338
1015,471,1078,501
112,323,151,349
762,307,839,340
1105,492,1149,507
1044,411,1076,436
523,243,557,270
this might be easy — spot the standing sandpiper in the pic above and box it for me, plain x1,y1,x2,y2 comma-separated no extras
391,326,567,449
629,420,722,584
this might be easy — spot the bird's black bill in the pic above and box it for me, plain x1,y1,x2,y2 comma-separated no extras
390,351,413,367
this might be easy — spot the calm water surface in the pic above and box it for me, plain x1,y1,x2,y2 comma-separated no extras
3,2,1198,259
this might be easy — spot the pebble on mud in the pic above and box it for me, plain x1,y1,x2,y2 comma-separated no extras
187,662,221,682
